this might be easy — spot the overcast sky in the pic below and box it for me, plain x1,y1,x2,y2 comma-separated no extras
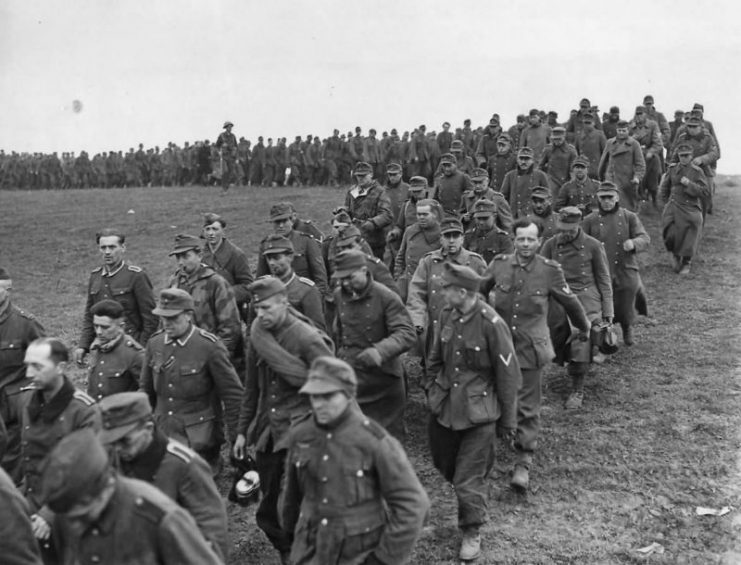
1,0,738,172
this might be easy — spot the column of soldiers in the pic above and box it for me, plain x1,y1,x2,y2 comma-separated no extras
0,96,721,563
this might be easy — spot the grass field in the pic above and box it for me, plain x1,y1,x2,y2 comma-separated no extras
1,178,740,564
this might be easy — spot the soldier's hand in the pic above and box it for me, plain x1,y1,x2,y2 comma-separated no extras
73,347,87,366
360,221,375,233
386,229,400,243
31,514,51,540
680,176,690,186
692,157,702,166
497,427,517,449
623,239,635,252
233,434,247,461
356,347,383,368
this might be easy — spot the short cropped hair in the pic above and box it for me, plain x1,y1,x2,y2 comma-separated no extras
30,337,69,364
512,217,543,237
95,228,125,245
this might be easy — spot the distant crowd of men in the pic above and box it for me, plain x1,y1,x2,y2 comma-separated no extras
0,94,722,564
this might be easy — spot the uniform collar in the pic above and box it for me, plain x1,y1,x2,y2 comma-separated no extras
163,325,195,346
452,296,483,324
27,376,75,423
510,253,537,272
103,261,125,277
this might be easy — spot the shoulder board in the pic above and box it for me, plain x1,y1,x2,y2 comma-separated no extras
361,417,387,440
495,228,509,236
478,301,501,324
166,440,195,463
198,329,219,342
543,258,560,268
133,495,166,524
16,308,37,321
466,250,485,262
125,339,144,350
367,256,382,265
73,390,97,406
91,266,103,273
127,265,143,273
297,276,315,287
494,254,509,261
302,219,314,225
667,162,677,168
297,231,315,240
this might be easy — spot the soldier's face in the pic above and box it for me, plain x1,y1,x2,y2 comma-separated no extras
441,285,466,309
441,163,456,176
409,188,426,202
64,481,114,531
110,422,154,461
0,279,11,305
24,343,65,391
552,135,565,146
497,141,510,154
355,173,373,188
92,315,123,344
175,250,202,275
339,267,368,292
529,115,541,126
160,312,191,339
272,217,293,236
634,113,646,125
416,206,434,228
203,222,225,246
386,172,402,184
573,164,587,180
254,294,289,329
616,128,629,140
686,125,701,136
678,152,693,165
474,214,495,230
440,232,463,255
513,223,541,259
310,391,350,425
331,221,349,236
472,180,488,194
598,193,619,211
518,156,533,170
335,239,358,253
531,197,550,215
266,252,293,278
98,236,125,267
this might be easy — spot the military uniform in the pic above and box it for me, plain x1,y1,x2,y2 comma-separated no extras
86,334,144,401
281,402,429,565
487,150,517,192
284,273,326,330
216,126,238,189
463,224,513,264
538,142,578,193
597,136,646,211
426,293,520,530
119,429,228,561
258,230,329,299
430,169,473,216
335,275,415,436
344,179,393,258
583,205,650,327
501,166,550,218
556,177,600,215
0,466,42,565
168,264,242,358
52,476,222,565
0,303,44,482
525,209,558,242
79,261,157,353
139,325,243,460
660,162,709,262
201,237,254,311
239,294,335,556
21,379,101,521
481,254,589,473
394,223,441,301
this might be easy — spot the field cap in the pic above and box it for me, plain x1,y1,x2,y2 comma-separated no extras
473,199,497,218
470,168,488,182
386,162,402,174
39,428,110,514
300,356,357,396
675,142,694,155
99,392,152,444
336,225,362,245
440,153,456,165
333,250,367,278
450,140,465,152
270,202,294,221
248,276,287,303
530,186,551,200
409,176,429,189
596,181,619,195
262,234,294,255
440,218,463,235
556,206,583,230
153,288,194,316
354,162,373,175
551,126,566,135
223,121,233,128
168,234,201,256
518,147,534,158
0,267,9,280
572,155,590,168
441,262,480,291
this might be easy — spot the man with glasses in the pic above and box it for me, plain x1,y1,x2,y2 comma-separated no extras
659,142,709,275
598,120,646,212
583,182,650,345
501,147,550,218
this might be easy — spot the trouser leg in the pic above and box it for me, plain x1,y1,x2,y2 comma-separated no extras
255,448,292,553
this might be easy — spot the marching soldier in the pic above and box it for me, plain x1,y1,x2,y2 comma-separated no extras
501,147,550,219
526,186,559,243
394,199,443,301
215,120,238,192
281,357,430,565
74,229,157,366
345,162,393,259
0,267,45,482
555,155,599,214
463,199,514,264
99,392,229,561
39,429,222,564
425,263,520,561
139,288,243,470
598,120,646,212
86,299,144,401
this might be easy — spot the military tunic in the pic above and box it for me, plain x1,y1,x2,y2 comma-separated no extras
525,209,558,243
583,206,650,326
430,171,473,216
0,466,42,565
21,379,101,521
425,296,520,527
119,430,228,561
394,224,441,301
52,476,222,565
335,276,415,434
79,261,157,352
486,151,517,192
139,326,243,456
597,137,646,211
0,303,44,482
659,163,709,259
538,142,578,192
281,403,429,565
201,237,254,307
86,334,144,401
463,225,514,264
344,181,393,255
501,167,550,218
555,177,600,215
284,273,326,330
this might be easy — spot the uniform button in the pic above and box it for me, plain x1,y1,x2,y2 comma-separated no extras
168,397,173,402
91,556,100,563
168,383,173,388
115,373,120,377
322,454,329,461
322,476,328,482
326,433,332,439
100,361,105,365
321,518,328,526
512,326,517,330
513,315,517,318
453,383,458,387
322,498,328,504
356,470,364,477
271,408,276,413
98,372,104,376
92,528,99,536
168,411,173,415
98,383,103,388
271,395,276,399
456,351,460,355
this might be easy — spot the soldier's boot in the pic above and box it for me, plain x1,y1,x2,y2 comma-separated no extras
622,324,634,346
459,526,481,561
511,465,530,492
679,259,691,275
672,255,682,273
279,551,291,565
565,390,584,410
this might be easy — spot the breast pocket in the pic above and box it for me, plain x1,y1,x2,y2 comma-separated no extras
343,459,376,506
464,343,489,371
178,363,210,397
110,285,133,308
0,339,24,366
467,382,496,424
